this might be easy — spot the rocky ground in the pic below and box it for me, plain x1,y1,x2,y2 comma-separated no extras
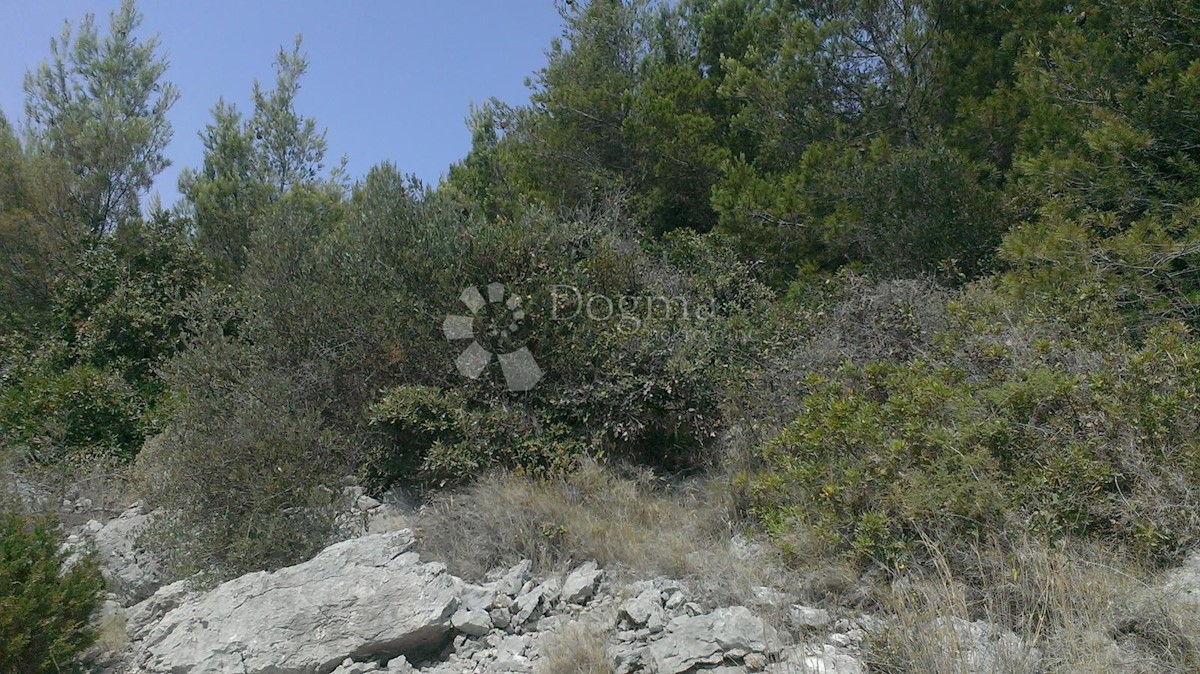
54,502,1016,673
60,490,1200,674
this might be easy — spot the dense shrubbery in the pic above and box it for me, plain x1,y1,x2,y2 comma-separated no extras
138,174,770,575
137,307,349,577
0,512,104,673
4,0,1200,599
749,286,1200,570
0,363,145,463
0,213,205,464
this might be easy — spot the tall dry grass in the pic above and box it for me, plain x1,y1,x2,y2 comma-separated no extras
415,459,800,611
870,533,1200,673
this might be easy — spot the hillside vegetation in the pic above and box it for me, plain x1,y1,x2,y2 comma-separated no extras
3,0,1200,670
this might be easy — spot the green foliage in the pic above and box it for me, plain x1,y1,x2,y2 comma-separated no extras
1,212,207,464
177,102,269,280
752,361,1009,567
0,363,145,464
179,36,338,281
454,0,731,234
444,102,521,223
22,0,178,235
249,37,332,195
751,307,1200,570
0,511,104,673
367,385,582,485
0,113,78,332
11,0,1200,594
713,139,1005,282
148,170,768,562
2,2,202,466
52,214,210,395
461,0,1043,282
138,306,347,579
998,0,1200,329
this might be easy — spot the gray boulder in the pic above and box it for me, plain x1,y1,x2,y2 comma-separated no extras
788,605,832,629
125,579,194,642
620,587,667,632
492,559,533,597
513,577,561,627
562,561,604,605
135,530,458,674
648,606,777,674
88,502,168,605
769,644,866,674
452,606,493,637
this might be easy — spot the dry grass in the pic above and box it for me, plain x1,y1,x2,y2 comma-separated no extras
415,459,800,611
535,619,612,674
870,534,1200,673
4,451,139,523
94,609,129,654
415,461,1200,674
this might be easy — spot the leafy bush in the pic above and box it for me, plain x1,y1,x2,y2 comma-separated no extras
156,173,767,501
0,511,104,673
0,214,206,466
0,363,145,463
52,215,209,396
137,303,348,580
366,385,582,486
751,361,1011,568
751,315,1200,570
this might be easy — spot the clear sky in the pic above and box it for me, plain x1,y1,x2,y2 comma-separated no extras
1,1,566,207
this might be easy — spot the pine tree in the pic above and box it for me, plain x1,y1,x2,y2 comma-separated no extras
22,0,179,236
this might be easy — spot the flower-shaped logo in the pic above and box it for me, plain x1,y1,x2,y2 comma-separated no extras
443,282,543,392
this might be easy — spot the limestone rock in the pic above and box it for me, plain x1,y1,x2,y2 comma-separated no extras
648,606,777,674
770,644,865,674
926,617,1041,673
125,579,194,642
562,561,604,605
135,530,458,674
788,605,833,629
492,559,532,597
89,502,168,605
355,494,382,511
490,608,512,630
452,606,493,637
619,587,667,632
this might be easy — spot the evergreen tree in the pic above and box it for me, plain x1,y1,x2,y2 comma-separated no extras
178,102,268,280
22,0,179,236
180,36,338,280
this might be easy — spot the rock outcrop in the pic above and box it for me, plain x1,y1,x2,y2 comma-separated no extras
106,525,875,674
66,502,167,606
132,530,458,673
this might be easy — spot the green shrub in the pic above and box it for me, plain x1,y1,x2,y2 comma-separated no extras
52,216,209,396
752,361,1010,568
142,171,758,578
0,511,104,673
751,318,1200,570
0,363,146,463
137,312,347,580
0,215,207,466
366,384,583,485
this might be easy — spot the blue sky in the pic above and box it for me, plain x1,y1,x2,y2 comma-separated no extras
1,1,566,206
